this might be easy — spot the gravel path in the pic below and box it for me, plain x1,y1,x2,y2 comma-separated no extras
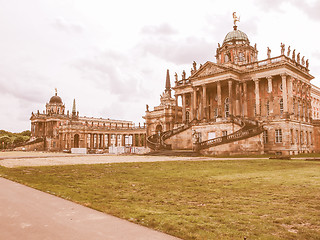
0,151,271,168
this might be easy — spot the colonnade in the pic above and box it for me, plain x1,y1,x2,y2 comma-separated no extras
84,133,146,149
175,73,311,123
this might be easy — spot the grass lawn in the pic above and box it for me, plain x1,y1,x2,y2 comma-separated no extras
0,159,319,239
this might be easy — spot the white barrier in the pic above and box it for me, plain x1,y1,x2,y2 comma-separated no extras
71,148,87,154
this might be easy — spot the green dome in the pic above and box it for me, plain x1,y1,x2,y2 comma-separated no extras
223,28,249,45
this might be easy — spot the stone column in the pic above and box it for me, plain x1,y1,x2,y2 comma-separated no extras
235,82,240,116
182,94,186,123
174,95,178,123
217,81,222,117
281,74,288,114
254,78,260,116
267,76,273,116
288,76,293,115
243,82,247,117
133,134,136,147
202,85,207,120
102,134,105,149
193,88,197,120
190,92,194,120
91,133,94,149
228,80,233,117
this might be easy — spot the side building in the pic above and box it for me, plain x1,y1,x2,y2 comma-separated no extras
25,90,146,153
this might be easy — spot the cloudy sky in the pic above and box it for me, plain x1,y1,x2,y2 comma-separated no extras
1,0,320,132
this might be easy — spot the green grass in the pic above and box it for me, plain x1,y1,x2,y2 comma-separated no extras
1,159,320,239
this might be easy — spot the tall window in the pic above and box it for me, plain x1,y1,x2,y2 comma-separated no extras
296,130,299,144
300,131,304,145
275,129,282,143
266,100,270,116
280,98,284,114
224,98,229,118
186,111,190,123
214,108,218,118
306,131,308,145
290,129,294,144
263,130,268,144
310,131,313,145
298,102,301,117
293,100,296,116
222,130,228,136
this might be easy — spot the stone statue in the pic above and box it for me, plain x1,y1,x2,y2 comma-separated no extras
292,49,296,61
281,42,285,55
306,59,309,69
218,43,220,48
193,61,197,71
174,72,178,82
267,47,271,58
254,43,257,50
232,12,240,26
200,64,202,68
297,53,300,64
146,104,149,111
287,46,291,57
182,70,186,80
301,56,305,65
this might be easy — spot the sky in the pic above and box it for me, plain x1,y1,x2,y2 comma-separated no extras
1,0,320,132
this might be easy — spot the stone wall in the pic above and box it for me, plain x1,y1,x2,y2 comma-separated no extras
165,128,193,150
201,133,263,156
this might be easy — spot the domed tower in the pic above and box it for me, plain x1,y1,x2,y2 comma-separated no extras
46,89,65,115
216,13,258,65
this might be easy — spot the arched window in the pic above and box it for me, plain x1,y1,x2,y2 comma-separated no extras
224,54,229,63
224,97,229,118
186,111,190,123
280,98,284,114
239,52,244,62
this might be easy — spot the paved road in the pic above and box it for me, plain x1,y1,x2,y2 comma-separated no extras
0,177,180,240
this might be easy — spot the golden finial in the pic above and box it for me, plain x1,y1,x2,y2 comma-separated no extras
55,88,57,96
233,12,240,28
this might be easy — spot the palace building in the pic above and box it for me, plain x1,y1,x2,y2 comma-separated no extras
21,16,320,155
145,19,320,155
23,90,146,153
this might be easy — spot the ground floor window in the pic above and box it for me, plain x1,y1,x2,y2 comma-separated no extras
300,131,304,145
275,129,282,143
263,130,268,144
224,98,229,118
296,130,299,144
222,130,227,137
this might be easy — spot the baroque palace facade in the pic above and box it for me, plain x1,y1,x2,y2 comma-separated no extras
25,90,146,152
22,17,320,155
145,20,320,155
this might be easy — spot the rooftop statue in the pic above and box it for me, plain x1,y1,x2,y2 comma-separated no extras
267,47,271,58
281,43,285,55
287,46,291,57
232,12,240,26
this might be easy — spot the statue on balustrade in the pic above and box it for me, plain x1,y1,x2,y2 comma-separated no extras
281,43,285,55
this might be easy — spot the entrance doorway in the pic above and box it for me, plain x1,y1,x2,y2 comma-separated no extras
74,134,79,148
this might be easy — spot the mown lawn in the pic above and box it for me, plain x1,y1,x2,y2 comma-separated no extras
0,159,319,239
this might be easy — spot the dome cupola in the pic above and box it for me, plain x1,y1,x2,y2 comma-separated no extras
215,13,258,65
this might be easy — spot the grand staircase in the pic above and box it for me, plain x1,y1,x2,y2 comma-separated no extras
197,117,264,151
146,122,194,150
146,117,264,152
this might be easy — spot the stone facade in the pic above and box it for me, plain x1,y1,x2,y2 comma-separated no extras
145,21,320,156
